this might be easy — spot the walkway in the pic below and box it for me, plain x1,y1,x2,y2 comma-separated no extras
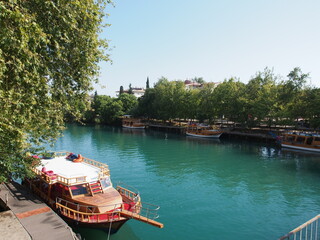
0,181,77,240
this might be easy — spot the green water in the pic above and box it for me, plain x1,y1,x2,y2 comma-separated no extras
52,125,320,240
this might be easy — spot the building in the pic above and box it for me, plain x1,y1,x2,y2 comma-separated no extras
116,87,145,98
184,80,203,90
184,80,221,90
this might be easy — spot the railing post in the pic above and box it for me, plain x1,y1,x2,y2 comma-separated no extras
316,218,318,240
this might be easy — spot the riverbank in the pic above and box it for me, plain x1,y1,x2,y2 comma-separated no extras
0,181,78,240
147,122,280,142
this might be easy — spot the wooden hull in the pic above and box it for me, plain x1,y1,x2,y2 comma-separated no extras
186,132,222,138
61,214,128,234
281,143,320,153
122,125,145,129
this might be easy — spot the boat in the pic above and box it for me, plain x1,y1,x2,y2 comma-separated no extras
186,124,223,138
24,151,163,234
122,115,146,129
280,131,320,153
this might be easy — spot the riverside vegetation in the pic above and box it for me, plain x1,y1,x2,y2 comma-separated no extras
77,67,320,130
0,0,111,182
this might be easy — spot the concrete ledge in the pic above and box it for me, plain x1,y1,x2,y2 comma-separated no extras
0,182,77,240
0,210,31,240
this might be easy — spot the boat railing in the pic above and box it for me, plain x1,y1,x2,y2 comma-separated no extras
56,175,87,185
279,214,320,240
59,151,110,175
116,185,160,220
56,197,123,223
39,150,110,176
82,156,110,176
116,184,140,203
131,201,161,220
28,180,55,205
55,196,161,223
32,167,87,186
284,131,320,137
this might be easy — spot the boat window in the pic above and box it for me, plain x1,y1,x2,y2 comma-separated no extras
306,137,313,145
286,136,295,142
100,177,111,189
70,184,88,196
314,137,320,142
296,136,305,143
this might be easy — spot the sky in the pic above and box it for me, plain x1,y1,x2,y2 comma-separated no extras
96,0,320,96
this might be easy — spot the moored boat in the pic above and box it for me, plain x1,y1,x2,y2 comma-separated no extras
186,124,223,138
280,131,320,153
122,115,146,129
24,151,163,234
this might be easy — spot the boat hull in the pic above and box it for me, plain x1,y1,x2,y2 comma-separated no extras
281,143,320,153
186,132,222,138
61,214,128,234
122,125,145,129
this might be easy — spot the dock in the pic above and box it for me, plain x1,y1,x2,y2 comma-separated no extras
148,123,186,134
223,129,276,142
0,181,78,240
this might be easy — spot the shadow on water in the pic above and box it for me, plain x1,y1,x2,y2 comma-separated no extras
72,223,140,240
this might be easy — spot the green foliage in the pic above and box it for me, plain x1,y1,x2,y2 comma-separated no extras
136,88,156,118
192,77,205,84
97,96,123,124
128,83,133,95
133,67,317,130
82,93,138,125
0,0,110,182
213,78,246,123
243,68,278,125
119,86,124,95
117,93,137,114
146,77,150,89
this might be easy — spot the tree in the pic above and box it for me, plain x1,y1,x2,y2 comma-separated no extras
119,86,124,95
0,0,110,182
213,78,246,125
118,93,137,114
128,83,133,95
146,77,150,89
287,67,309,91
197,83,216,122
192,77,205,84
136,88,156,118
243,68,277,126
94,95,123,124
277,67,309,124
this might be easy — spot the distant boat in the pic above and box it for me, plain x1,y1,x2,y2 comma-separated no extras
24,151,163,234
281,131,320,153
186,124,223,138
122,115,146,129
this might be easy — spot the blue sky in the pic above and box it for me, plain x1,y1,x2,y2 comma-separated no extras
96,0,320,96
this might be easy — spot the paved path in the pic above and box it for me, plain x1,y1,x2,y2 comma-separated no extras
0,181,77,240
0,210,31,240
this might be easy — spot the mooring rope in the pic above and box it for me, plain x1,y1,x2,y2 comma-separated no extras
107,216,113,240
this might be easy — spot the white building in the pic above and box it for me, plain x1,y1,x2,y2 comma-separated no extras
184,80,221,90
116,87,145,98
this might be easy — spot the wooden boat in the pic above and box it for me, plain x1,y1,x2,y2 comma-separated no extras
24,151,163,234
186,125,223,138
281,131,320,153
122,116,146,129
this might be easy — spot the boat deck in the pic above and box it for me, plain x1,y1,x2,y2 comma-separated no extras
37,156,101,182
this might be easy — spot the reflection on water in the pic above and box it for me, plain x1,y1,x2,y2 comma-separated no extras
53,125,320,240
72,223,141,240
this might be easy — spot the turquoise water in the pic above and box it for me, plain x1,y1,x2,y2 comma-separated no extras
52,125,320,240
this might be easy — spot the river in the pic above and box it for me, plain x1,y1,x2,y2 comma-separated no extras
52,124,320,240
